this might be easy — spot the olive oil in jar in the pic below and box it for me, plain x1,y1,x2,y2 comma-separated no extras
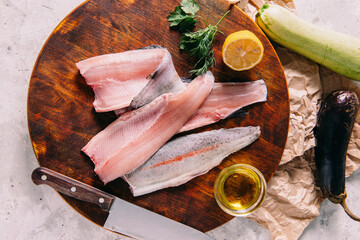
214,164,266,216
223,170,260,210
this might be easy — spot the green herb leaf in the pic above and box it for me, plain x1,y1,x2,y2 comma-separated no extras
179,11,230,76
168,0,229,76
189,49,215,76
178,18,196,33
181,26,217,76
167,6,186,26
180,0,199,15
167,0,199,33
180,26,216,58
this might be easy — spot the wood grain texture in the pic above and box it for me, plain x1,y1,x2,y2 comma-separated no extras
27,0,290,233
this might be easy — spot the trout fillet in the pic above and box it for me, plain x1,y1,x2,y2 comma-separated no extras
76,47,174,112
124,126,261,196
82,72,214,183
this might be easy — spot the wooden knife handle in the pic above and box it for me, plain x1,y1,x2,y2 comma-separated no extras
31,167,115,211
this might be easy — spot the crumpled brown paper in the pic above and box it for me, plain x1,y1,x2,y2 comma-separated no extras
276,47,322,165
236,1,360,239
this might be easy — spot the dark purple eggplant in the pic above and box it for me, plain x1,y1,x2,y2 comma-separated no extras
314,90,359,221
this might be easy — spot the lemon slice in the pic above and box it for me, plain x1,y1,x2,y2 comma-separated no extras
222,30,264,71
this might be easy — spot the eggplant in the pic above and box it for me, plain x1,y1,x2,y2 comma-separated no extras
314,90,360,221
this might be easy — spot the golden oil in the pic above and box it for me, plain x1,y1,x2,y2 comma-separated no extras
214,164,266,216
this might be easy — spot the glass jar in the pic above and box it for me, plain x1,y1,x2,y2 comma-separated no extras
214,163,266,216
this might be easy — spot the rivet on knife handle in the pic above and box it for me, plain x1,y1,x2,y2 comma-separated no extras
31,167,114,211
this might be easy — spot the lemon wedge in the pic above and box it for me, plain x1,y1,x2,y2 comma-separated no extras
222,30,264,71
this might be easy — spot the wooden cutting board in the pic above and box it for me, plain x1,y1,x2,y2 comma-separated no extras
27,0,289,233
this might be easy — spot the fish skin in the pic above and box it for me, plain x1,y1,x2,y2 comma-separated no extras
76,48,169,112
179,79,267,132
82,71,215,184
116,80,267,132
129,50,186,109
123,126,261,197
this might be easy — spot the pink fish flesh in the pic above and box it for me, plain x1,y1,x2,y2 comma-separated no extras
123,126,261,196
82,71,215,184
179,79,267,132
115,80,267,132
76,47,171,112
129,50,186,109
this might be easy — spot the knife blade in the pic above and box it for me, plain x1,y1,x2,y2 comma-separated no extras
31,167,214,240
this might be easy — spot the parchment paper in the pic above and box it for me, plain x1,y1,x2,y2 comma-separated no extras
236,1,360,239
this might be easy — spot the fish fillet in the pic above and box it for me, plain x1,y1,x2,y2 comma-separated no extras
82,71,215,183
116,80,267,131
179,80,267,132
129,50,186,109
123,126,261,197
76,47,170,112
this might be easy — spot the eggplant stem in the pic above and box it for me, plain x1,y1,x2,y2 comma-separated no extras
340,200,360,222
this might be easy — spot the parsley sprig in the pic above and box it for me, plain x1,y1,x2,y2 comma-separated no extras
167,0,229,76
167,0,199,33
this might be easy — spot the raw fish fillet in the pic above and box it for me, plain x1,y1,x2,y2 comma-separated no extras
179,80,267,132
129,50,186,109
76,47,170,112
123,126,261,196
116,80,267,131
82,71,215,184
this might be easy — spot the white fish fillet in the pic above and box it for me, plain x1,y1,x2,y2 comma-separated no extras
179,80,267,132
129,51,186,109
82,71,215,184
115,80,267,131
76,48,169,112
123,126,261,197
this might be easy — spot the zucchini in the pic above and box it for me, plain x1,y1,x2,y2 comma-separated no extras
255,4,360,82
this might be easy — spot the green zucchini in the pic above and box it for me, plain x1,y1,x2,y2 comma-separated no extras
255,4,360,82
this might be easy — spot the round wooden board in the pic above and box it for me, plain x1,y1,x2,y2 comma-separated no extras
28,0,289,233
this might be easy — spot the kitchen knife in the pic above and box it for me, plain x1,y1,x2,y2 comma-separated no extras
31,167,214,240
